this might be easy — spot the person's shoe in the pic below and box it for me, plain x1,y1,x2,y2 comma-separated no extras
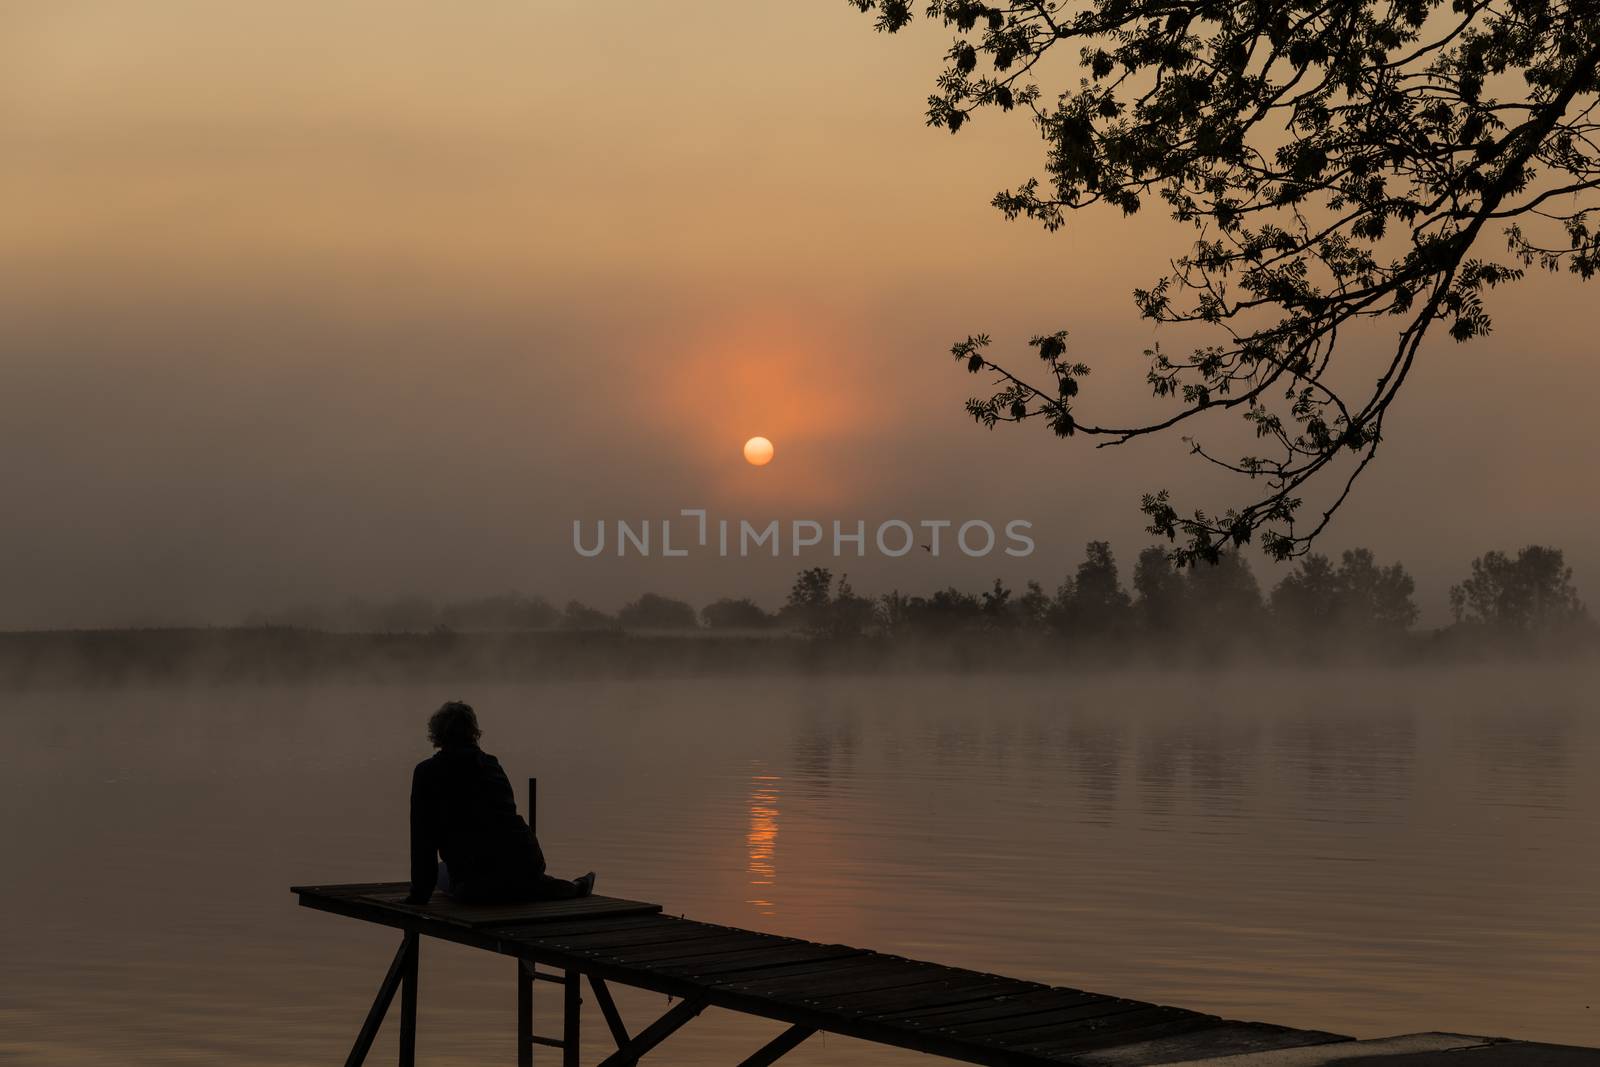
574,872,596,898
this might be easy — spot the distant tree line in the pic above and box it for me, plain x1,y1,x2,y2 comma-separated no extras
249,543,1591,655
767,543,1589,654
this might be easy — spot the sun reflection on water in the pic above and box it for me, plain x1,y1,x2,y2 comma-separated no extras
746,767,781,917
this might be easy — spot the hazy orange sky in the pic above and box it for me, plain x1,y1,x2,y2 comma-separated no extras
4,2,1596,627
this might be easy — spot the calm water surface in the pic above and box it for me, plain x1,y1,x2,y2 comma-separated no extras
2,666,1597,1064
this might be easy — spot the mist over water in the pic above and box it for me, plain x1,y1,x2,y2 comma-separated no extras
3,666,1597,1065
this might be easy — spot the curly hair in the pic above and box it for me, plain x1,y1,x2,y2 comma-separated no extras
427,701,481,748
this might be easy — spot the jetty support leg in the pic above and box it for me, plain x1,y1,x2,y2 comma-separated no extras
737,1024,817,1066
518,960,534,1067
344,935,412,1067
562,969,580,1066
398,931,418,1067
589,976,631,1049
595,996,709,1066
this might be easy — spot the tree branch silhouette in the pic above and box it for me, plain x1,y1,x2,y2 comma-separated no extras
853,0,1600,563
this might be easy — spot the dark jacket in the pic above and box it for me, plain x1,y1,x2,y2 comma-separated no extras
408,744,544,904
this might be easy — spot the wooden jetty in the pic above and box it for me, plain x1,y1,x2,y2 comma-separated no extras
292,781,1595,1065
293,879,1351,1066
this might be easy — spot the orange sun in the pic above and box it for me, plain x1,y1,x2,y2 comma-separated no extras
743,436,775,466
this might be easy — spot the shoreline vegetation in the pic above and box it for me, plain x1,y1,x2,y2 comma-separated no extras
0,622,1594,691
4,543,1593,688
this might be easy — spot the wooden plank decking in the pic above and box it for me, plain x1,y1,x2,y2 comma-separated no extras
293,881,1349,1066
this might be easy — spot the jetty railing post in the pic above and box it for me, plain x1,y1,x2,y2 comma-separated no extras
523,776,540,1065
398,930,418,1067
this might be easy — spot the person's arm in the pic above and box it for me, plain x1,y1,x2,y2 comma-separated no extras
406,762,438,905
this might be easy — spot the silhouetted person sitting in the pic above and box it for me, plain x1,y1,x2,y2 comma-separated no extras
406,701,595,906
